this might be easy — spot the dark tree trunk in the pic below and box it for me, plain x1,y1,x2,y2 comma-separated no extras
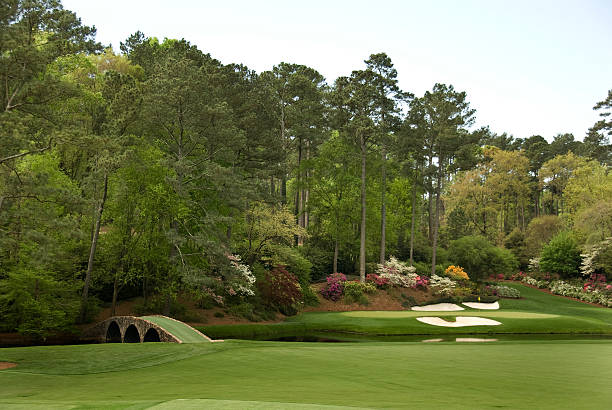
430,171,442,276
80,173,108,323
380,146,387,264
409,166,418,266
359,135,367,282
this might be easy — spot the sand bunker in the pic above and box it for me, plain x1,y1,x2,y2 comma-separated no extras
462,301,500,310
422,338,444,343
0,362,17,370
416,316,502,327
411,303,464,311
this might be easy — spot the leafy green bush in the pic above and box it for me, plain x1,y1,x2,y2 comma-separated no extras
448,235,518,281
539,232,582,278
492,285,521,298
265,245,312,285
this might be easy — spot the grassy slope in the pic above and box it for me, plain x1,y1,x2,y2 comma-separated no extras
1,340,611,409
140,316,210,343
201,284,612,338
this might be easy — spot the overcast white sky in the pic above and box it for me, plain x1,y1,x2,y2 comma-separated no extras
62,0,612,141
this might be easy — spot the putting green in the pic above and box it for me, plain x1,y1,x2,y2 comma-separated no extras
141,316,212,343
341,311,559,319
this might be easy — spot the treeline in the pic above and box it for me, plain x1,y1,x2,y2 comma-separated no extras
1,1,611,337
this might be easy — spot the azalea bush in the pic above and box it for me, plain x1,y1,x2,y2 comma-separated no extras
376,256,416,276
320,273,346,301
521,276,549,288
490,285,521,298
380,272,418,288
366,273,390,288
445,265,469,281
429,274,457,296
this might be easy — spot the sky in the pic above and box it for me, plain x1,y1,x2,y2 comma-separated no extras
62,0,612,141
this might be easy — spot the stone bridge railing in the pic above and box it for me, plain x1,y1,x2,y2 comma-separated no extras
81,316,181,344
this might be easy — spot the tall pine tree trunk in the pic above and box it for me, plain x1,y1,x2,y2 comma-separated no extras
359,134,367,282
380,145,387,264
80,173,108,323
430,170,442,276
409,166,418,266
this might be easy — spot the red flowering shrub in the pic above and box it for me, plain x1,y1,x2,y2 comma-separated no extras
258,266,303,310
366,273,390,288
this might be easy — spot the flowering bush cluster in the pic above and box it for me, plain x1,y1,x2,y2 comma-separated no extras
484,285,521,298
511,272,612,308
521,276,549,289
580,237,612,277
549,280,612,307
429,274,457,296
583,273,609,292
380,272,418,288
376,256,416,276
445,265,469,281
227,254,256,296
366,273,390,288
320,273,346,301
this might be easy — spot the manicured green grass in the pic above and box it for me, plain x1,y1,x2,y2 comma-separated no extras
140,316,210,343
201,284,612,339
1,340,611,409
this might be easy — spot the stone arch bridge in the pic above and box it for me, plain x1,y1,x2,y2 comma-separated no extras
82,315,218,344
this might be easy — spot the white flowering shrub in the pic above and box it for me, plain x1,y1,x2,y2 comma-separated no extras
521,276,549,288
492,285,521,298
376,256,415,276
227,254,256,296
429,274,457,296
580,237,612,277
548,280,612,308
380,272,418,288
528,257,540,273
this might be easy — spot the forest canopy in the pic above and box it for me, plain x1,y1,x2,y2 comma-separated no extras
1,0,611,337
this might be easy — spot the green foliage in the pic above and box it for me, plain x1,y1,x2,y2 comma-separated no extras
525,215,566,257
264,245,312,286
0,269,80,338
504,228,529,270
448,235,518,282
539,232,582,278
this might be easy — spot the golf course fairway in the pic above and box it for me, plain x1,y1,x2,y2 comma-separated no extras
1,339,612,409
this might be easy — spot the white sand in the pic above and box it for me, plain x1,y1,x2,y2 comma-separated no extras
411,303,464,311
455,338,499,342
421,338,444,343
416,316,502,327
462,301,500,310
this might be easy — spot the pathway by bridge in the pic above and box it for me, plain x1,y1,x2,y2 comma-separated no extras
82,315,221,344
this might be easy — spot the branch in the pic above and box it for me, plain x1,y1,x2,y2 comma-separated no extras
0,139,52,165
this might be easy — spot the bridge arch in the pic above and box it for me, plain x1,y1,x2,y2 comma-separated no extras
106,321,121,343
143,327,161,342
124,324,141,343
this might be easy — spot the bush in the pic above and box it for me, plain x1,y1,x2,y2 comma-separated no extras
429,274,457,296
491,285,521,298
320,273,346,301
366,273,390,288
448,235,518,282
539,232,582,278
257,266,303,313
445,265,469,281
265,245,312,285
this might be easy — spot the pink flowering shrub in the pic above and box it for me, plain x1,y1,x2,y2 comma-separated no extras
414,275,429,290
320,273,347,301
366,273,390,288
